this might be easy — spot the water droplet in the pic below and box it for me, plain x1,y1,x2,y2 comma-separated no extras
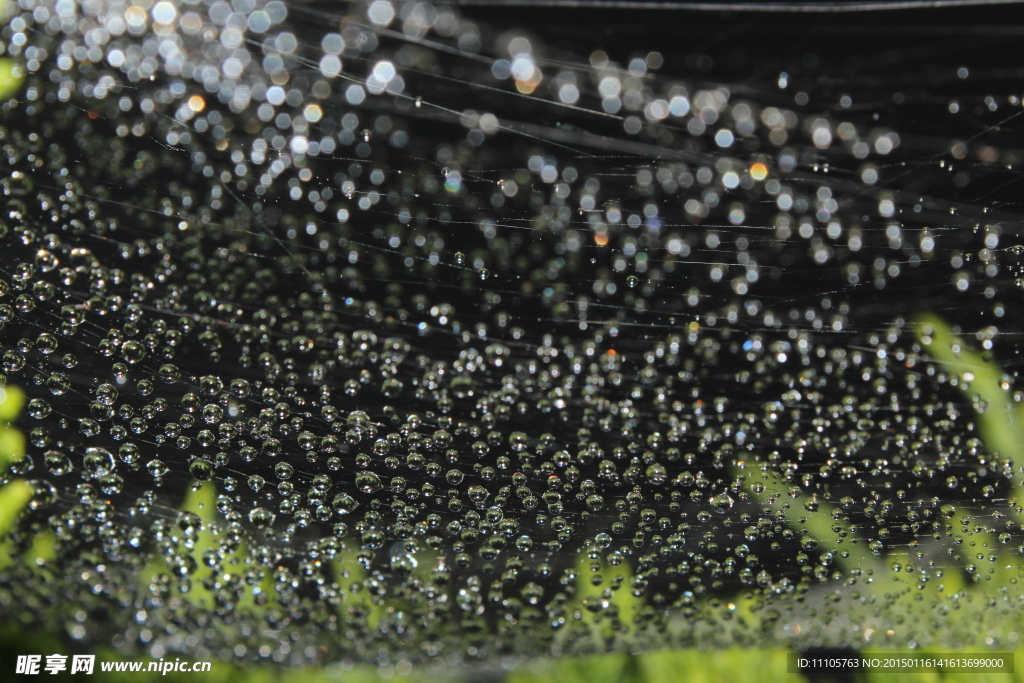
189,458,214,481
83,447,115,476
355,471,381,493
118,340,145,364
332,493,359,514
710,492,733,513
248,507,275,529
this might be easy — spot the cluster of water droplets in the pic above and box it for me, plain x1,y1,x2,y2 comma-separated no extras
2,0,1024,668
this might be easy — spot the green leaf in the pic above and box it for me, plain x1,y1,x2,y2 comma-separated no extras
0,59,23,100
0,479,33,537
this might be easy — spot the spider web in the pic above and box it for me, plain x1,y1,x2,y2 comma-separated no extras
1,0,1024,666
